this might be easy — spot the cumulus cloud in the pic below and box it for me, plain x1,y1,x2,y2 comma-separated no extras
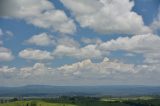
54,45,77,57
26,33,80,47
52,37,100,60
26,33,55,46
0,57,135,81
151,19,160,32
81,37,102,44
56,56,160,83
61,0,150,34
56,36,80,47
5,30,14,37
19,49,54,60
0,66,17,79
100,34,158,51
53,44,102,59
0,28,14,61
58,57,135,79
52,33,160,65
0,47,14,61
0,28,13,37
99,33,160,64
1,0,76,34
1,57,160,85
151,9,160,32
0,63,54,79
19,63,53,78
1,0,160,86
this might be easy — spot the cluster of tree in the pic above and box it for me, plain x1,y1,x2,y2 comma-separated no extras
43,96,98,104
124,100,158,106
0,98,18,104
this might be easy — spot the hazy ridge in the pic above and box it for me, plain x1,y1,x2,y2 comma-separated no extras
0,85,160,97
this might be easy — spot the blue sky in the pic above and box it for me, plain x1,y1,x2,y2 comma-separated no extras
0,0,160,86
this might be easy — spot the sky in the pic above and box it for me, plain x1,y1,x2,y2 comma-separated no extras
0,0,160,86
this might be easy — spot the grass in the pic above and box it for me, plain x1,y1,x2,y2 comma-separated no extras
0,100,76,106
37,100,76,106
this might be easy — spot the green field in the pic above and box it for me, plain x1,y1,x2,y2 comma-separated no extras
0,100,130,106
0,100,76,106
0,96,160,106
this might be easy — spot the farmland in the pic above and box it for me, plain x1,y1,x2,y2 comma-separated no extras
0,96,160,106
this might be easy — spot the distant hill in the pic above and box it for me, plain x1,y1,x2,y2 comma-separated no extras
0,85,160,97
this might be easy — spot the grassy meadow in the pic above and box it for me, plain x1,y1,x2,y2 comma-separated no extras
0,100,76,106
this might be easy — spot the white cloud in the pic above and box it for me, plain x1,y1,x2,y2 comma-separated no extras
77,45,102,59
28,10,76,34
0,63,54,79
5,30,14,37
56,36,80,47
19,48,54,60
61,0,150,34
0,57,134,80
0,28,14,38
100,34,159,51
99,33,160,64
53,33,160,65
54,45,77,57
3,0,76,34
53,37,100,60
19,63,53,78
1,57,160,85
26,33,55,46
26,33,80,47
0,28,14,61
0,47,14,61
151,19,160,31
0,66,16,73
143,52,160,64
58,57,135,79
0,66,17,79
53,44,102,59
151,9,160,32
1,0,160,85
81,37,102,44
